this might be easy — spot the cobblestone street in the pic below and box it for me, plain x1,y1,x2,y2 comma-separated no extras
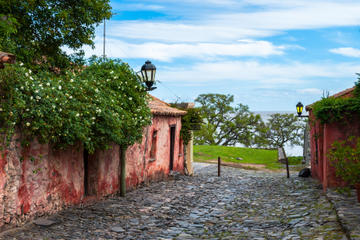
1,163,348,240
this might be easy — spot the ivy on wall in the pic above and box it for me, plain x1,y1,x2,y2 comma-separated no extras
312,77,360,124
0,57,151,153
179,108,202,145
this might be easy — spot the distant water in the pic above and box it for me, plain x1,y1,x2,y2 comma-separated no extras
235,111,303,157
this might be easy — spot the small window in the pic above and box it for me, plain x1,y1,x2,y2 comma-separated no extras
149,130,157,161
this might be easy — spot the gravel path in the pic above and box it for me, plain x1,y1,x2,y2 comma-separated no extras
1,163,347,239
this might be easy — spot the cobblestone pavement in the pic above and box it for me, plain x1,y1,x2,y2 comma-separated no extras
1,163,347,240
327,189,360,240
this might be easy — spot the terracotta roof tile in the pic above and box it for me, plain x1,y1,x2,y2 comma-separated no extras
149,95,187,117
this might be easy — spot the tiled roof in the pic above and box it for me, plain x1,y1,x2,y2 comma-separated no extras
0,52,16,69
306,87,355,111
331,87,355,99
149,95,187,117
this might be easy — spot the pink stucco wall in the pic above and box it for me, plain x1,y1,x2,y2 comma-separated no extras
309,111,360,190
0,136,84,230
0,114,184,230
125,116,184,189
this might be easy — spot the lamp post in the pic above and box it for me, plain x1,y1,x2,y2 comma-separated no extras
140,60,157,91
296,102,308,118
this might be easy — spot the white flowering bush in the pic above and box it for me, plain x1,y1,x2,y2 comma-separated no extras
0,57,151,153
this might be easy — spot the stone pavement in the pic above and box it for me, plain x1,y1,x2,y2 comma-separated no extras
327,189,360,240
0,163,348,240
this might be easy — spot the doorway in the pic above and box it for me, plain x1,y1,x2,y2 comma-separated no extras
170,126,176,171
83,150,97,196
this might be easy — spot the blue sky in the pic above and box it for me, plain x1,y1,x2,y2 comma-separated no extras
81,0,360,111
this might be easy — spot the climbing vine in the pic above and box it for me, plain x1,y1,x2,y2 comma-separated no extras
0,57,151,153
312,76,360,124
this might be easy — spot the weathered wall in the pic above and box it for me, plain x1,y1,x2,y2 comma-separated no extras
125,116,184,189
184,131,194,176
0,136,84,230
309,111,359,190
0,115,184,230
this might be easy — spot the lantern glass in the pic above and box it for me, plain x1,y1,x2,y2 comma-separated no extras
140,60,157,91
296,102,304,116
146,70,152,82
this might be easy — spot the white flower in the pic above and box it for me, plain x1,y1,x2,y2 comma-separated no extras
110,71,114,74
36,96,41,100
25,73,29,77
0,108,2,111
26,122,30,127
69,96,72,99
20,86,24,90
29,76,33,80
30,96,33,100
76,113,80,117
129,97,132,101
70,79,74,83
26,108,29,112
46,82,50,86
19,62,24,66
92,117,96,120
28,69,32,74
58,86,62,90
95,88,99,93
35,90,39,93
52,105,56,109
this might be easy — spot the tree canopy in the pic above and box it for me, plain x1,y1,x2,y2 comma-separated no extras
0,0,111,69
262,113,304,149
194,93,264,146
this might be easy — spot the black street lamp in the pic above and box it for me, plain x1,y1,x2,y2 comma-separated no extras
296,102,308,118
140,60,157,91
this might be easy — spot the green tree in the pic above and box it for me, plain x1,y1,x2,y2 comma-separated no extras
194,93,264,146
262,113,304,150
0,0,111,69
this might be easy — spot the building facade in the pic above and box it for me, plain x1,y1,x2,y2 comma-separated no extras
0,95,187,230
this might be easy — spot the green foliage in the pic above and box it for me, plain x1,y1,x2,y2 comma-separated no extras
178,108,202,145
328,136,360,186
194,93,264,147
261,113,305,148
0,57,151,153
194,145,280,169
287,156,303,165
0,0,111,69
312,77,360,124
312,97,360,124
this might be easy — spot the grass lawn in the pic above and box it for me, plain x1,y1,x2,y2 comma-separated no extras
194,145,296,170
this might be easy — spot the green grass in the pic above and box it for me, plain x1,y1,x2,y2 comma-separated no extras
287,156,303,165
194,145,281,170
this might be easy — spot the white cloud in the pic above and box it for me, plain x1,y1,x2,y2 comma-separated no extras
106,1,360,43
297,88,323,95
106,21,273,43
330,47,360,58
82,38,285,61
157,61,360,86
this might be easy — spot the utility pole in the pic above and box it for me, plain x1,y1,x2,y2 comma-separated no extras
103,18,106,58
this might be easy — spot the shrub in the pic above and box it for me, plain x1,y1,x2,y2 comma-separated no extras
0,57,151,153
328,136,360,187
